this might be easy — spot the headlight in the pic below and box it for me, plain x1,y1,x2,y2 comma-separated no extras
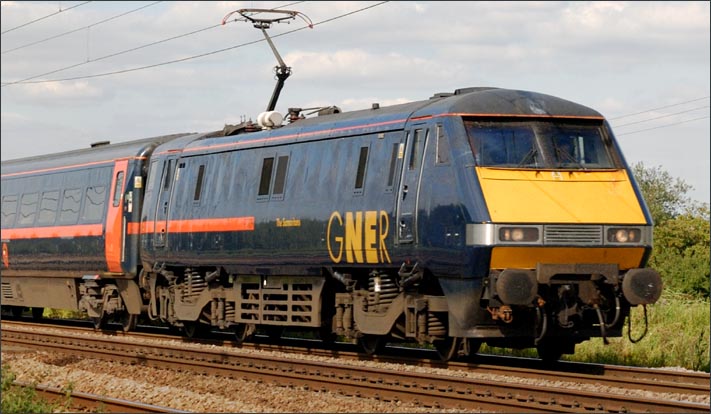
498,226,540,243
607,227,642,244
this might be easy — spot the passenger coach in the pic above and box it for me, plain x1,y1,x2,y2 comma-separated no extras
1,134,187,329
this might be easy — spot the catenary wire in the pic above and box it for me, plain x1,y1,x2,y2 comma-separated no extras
1,2,163,55
612,105,710,128
615,115,709,136
0,1,307,87
608,96,710,120
0,1,388,87
1,1,92,35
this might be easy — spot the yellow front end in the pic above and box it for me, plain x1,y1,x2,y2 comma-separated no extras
477,167,649,271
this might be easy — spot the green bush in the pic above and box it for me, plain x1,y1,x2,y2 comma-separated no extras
1,365,58,414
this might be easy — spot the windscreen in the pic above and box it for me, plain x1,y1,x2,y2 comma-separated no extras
465,120,618,169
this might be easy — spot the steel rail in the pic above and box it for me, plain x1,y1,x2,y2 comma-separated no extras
11,381,189,413
3,319,708,394
2,323,708,413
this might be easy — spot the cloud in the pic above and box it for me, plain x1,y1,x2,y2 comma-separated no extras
6,81,109,106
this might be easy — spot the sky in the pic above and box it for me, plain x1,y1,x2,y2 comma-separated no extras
1,1,709,204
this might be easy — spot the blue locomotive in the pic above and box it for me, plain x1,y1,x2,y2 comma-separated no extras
1,87,662,361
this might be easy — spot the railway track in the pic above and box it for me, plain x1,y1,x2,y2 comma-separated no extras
11,381,188,413
2,320,708,413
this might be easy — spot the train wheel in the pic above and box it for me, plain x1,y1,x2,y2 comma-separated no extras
91,315,105,330
359,334,385,355
463,338,482,357
183,321,206,339
31,307,44,320
434,337,460,361
232,323,250,345
121,313,138,332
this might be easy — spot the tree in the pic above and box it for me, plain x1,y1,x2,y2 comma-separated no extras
631,163,693,225
631,163,710,298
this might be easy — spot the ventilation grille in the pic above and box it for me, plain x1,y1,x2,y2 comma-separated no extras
544,225,602,245
1,283,14,299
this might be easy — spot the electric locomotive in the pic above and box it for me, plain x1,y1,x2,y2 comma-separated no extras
1,87,662,361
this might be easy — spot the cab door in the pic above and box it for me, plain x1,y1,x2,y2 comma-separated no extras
396,125,429,244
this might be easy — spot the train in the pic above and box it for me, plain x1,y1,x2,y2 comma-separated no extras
1,86,663,361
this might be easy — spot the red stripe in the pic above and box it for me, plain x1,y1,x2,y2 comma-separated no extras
1,224,103,240
105,160,128,272
137,217,255,234
168,217,255,233
127,222,141,235
139,221,155,234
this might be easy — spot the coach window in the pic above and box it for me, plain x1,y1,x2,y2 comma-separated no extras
18,192,39,226
435,124,451,165
82,186,106,222
113,172,125,207
1,195,18,227
354,146,369,196
38,191,60,225
193,165,206,201
59,188,82,224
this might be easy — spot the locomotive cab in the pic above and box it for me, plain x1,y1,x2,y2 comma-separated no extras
458,111,662,359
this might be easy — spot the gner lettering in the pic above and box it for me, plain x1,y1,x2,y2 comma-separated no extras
327,210,391,264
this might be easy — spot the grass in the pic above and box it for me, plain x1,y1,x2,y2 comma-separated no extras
1,365,65,414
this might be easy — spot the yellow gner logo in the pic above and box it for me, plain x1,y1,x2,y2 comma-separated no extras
327,210,391,264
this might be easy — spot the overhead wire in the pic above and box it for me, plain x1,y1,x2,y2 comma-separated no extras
1,1,92,35
608,96,710,120
1,1,163,55
615,115,709,136
610,96,710,136
0,1,307,87
612,105,710,128
0,1,388,87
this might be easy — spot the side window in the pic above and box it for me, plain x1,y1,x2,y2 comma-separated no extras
18,192,39,226
354,146,369,196
38,191,60,225
59,188,82,224
1,195,18,227
435,123,451,165
193,164,206,202
113,171,125,207
385,142,402,194
82,186,106,222
258,157,274,199
271,155,289,201
257,154,290,201
163,159,174,190
409,129,425,170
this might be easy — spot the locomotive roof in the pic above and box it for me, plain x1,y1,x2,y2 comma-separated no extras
1,133,192,176
176,87,603,156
